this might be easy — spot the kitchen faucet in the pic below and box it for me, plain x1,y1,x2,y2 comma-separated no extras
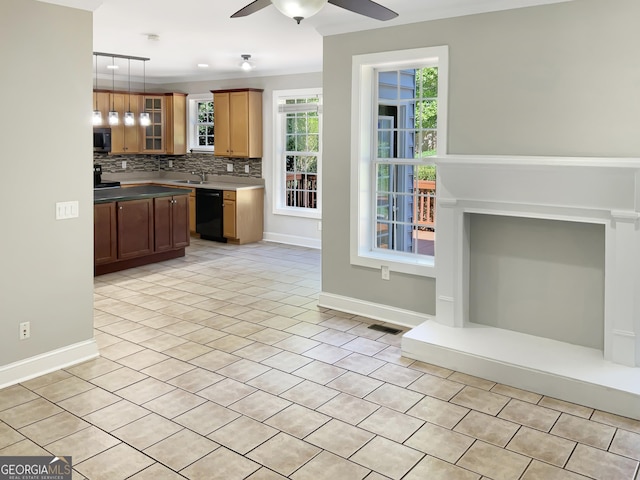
191,170,206,182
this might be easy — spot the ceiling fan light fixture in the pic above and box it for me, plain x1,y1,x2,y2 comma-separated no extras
271,0,328,23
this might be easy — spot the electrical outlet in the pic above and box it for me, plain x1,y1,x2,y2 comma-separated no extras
19,322,30,340
168,160,173,168
227,164,233,172
381,265,390,280
122,160,127,169
244,165,250,174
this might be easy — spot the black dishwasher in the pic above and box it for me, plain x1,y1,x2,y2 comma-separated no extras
196,189,226,242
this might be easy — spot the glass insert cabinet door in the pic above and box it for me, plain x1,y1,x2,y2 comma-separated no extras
142,96,164,152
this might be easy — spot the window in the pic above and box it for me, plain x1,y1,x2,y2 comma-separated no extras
350,46,448,277
187,94,214,152
273,88,322,218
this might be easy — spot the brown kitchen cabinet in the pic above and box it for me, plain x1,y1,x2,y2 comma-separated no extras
94,202,117,265
154,195,190,252
222,188,264,244
211,89,263,158
110,92,140,154
117,198,154,259
140,93,187,154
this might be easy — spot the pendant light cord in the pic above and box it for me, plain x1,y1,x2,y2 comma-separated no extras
128,58,131,111
111,56,115,110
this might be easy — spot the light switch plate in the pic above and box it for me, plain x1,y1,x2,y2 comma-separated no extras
122,160,127,169
227,164,233,172
56,201,79,220
244,165,250,174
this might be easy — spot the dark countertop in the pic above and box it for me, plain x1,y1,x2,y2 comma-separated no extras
94,185,190,204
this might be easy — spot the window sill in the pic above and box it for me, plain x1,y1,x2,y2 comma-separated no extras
351,250,435,278
273,206,321,220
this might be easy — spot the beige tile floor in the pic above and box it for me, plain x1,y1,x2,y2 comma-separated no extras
1,238,639,480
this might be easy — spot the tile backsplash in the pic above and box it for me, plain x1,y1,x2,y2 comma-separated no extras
94,152,262,178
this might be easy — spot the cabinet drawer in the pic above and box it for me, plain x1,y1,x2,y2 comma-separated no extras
223,191,236,200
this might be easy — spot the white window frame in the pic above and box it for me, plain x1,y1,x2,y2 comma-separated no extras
272,88,322,219
187,93,214,152
350,46,448,278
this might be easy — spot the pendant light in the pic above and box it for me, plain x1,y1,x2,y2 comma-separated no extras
108,56,119,125
124,59,135,126
139,60,151,127
92,54,102,125
271,0,327,24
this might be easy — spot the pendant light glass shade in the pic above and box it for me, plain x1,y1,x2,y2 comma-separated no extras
108,111,119,125
271,0,327,23
92,110,103,125
139,112,151,127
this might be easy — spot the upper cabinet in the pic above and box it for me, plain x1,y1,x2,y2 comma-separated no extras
140,93,187,155
211,88,263,158
94,91,186,155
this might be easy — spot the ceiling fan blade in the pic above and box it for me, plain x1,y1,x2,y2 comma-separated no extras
231,0,272,18
328,0,398,20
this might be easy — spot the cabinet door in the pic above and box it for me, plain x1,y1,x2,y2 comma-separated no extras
166,94,187,155
172,195,190,248
153,196,173,252
188,193,196,234
117,198,154,259
213,92,231,156
110,93,139,154
141,96,164,153
223,198,236,238
229,91,249,157
94,203,117,265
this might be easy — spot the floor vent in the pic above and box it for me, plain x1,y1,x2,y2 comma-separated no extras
368,324,402,335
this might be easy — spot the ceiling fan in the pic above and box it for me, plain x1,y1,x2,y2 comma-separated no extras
232,0,398,24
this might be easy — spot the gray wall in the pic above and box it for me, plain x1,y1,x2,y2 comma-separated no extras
0,1,94,365
322,0,640,318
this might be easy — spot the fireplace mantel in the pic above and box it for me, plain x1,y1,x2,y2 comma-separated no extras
402,155,640,419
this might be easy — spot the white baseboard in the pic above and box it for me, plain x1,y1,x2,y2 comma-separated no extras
0,340,99,389
402,320,640,420
318,292,432,328
262,232,321,249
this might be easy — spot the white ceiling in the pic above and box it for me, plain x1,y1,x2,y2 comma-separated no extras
48,0,572,84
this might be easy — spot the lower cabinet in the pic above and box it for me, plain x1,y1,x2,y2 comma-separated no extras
117,198,154,259
222,188,263,245
222,191,236,239
94,193,190,275
94,202,117,265
154,195,190,252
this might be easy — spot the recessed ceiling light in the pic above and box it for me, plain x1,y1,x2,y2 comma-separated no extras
106,64,119,70
197,63,209,68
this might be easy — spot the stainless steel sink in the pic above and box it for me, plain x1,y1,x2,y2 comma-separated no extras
175,179,207,184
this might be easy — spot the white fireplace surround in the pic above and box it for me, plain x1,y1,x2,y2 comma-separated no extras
402,155,640,419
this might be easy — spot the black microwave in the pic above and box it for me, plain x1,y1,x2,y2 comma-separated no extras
93,127,111,153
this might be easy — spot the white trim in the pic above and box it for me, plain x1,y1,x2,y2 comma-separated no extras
272,88,323,219
318,291,432,328
263,232,321,250
350,46,448,279
187,93,214,153
0,339,99,389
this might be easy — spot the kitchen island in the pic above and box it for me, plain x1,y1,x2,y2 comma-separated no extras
94,185,190,275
